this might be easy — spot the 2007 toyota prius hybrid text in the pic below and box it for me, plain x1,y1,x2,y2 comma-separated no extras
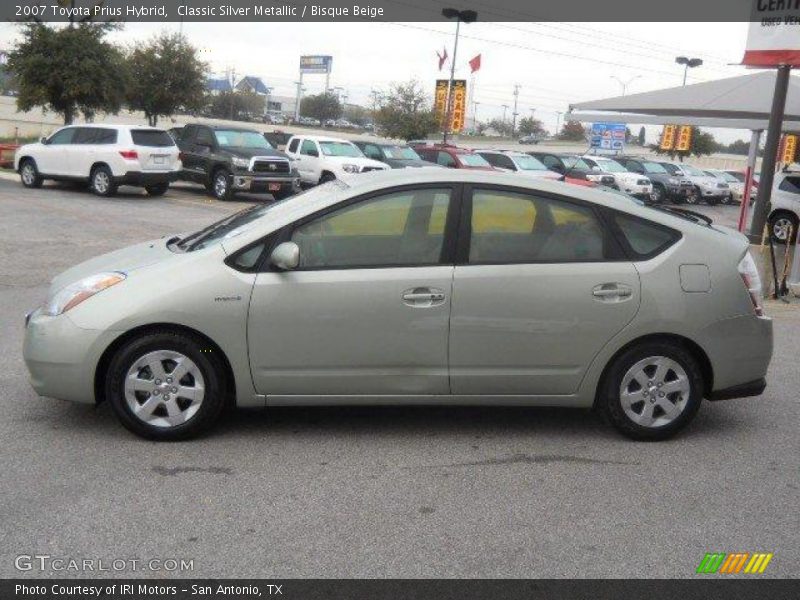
22,170,773,441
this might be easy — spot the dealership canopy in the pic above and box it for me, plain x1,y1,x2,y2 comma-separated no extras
567,71,800,132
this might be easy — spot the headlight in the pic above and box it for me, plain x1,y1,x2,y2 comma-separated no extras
231,156,250,169
341,164,361,173
668,177,679,185
43,272,126,316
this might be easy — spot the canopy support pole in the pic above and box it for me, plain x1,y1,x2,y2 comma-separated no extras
738,129,762,232
750,65,792,241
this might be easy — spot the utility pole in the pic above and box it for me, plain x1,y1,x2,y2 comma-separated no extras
228,67,236,121
441,8,477,143
294,74,304,122
501,104,509,122
472,100,480,132
511,84,520,136
555,111,563,136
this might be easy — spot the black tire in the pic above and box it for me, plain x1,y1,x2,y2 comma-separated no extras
19,158,43,188
599,341,704,441
684,187,700,205
211,168,233,201
720,192,733,205
705,195,719,206
90,165,118,197
769,212,799,245
319,172,336,184
145,183,169,196
105,331,229,441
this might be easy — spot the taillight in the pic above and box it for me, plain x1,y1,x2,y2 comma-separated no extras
119,150,138,160
738,252,764,316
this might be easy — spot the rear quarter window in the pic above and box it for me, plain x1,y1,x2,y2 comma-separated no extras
613,213,680,260
778,176,800,194
131,130,175,147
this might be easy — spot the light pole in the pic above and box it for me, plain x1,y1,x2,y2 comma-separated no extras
441,8,477,143
472,100,480,132
501,104,509,122
555,111,563,136
610,75,641,96
675,56,703,86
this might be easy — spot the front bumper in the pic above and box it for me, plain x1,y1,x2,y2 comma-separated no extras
698,187,729,199
23,308,119,404
666,185,694,199
620,183,652,197
115,170,179,186
231,173,301,194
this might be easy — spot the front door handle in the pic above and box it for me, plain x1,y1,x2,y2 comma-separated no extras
402,287,446,307
592,283,633,301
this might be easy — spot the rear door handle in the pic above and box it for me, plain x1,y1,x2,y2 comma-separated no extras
402,287,446,307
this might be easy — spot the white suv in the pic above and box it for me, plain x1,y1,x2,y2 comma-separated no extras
284,135,388,185
768,168,800,243
14,124,181,197
581,155,653,200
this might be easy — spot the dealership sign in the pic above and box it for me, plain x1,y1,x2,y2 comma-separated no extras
590,123,625,153
742,1,800,67
434,79,467,133
299,55,332,74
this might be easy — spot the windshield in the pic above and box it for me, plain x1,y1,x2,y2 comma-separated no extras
595,159,626,173
382,146,421,160
319,141,362,157
660,163,681,175
717,171,739,183
642,161,668,174
513,155,549,171
681,165,707,177
459,153,491,167
177,181,350,251
214,130,272,149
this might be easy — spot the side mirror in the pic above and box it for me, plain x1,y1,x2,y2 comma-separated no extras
591,165,601,172
40,137,48,145
270,241,300,271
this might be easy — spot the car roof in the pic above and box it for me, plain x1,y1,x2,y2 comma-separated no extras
289,134,354,143
60,124,165,131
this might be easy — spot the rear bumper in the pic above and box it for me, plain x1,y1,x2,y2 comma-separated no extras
115,170,179,186
708,378,766,401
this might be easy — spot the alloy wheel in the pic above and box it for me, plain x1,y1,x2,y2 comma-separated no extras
124,350,205,428
214,173,228,198
21,164,36,186
619,356,691,428
772,217,793,242
93,170,110,194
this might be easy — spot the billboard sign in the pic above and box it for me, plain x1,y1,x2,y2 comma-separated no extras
675,125,693,152
300,55,333,74
590,122,626,153
742,1,800,67
660,125,677,150
434,79,467,132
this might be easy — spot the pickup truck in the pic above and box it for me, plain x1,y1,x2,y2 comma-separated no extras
176,124,300,201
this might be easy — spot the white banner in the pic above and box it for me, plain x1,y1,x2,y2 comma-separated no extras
742,2,800,67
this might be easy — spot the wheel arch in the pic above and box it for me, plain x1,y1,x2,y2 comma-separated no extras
592,332,713,408
17,155,35,171
90,161,112,177
94,323,237,407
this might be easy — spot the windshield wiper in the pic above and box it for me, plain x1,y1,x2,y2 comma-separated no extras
177,205,262,251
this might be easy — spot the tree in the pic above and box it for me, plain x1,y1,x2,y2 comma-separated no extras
207,91,264,121
638,126,646,146
300,93,341,122
650,126,721,160
7,22,126,125
373,80,439,141
518,116,546,136
487,118,513,137
558,120,587,141
126,32,207,126
343,104,371,126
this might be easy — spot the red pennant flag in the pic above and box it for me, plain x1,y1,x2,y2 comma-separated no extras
437,46,448,71
469,54,482,73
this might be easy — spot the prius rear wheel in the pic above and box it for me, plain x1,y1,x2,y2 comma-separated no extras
106,331,228,440
600,341,703,441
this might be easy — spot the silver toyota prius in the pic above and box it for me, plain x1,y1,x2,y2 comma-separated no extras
23,170,773,441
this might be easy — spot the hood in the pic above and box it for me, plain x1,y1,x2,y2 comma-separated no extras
325,155,388,169
220,147,289,160
614,171,650,183
49,237,176,293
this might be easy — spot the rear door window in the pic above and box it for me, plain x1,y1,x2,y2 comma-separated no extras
131,130,175,147
287,138,300,153
778,176,800,194
613,214,680,259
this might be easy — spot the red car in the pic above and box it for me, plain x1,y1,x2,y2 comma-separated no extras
410,143,496,171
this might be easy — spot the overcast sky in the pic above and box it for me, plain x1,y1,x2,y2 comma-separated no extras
0,21,755,142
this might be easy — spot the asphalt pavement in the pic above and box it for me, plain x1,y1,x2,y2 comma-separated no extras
0,177,797,579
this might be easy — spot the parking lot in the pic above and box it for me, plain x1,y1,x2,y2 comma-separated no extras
0,176,798,579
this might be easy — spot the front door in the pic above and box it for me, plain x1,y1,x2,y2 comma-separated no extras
37,127,77,176
449,186,640,396
248,186,456,398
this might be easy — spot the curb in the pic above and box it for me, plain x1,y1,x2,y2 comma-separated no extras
0,169,18,182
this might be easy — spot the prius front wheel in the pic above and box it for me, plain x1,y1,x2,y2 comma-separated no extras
600,341,703,441
106,331,228,440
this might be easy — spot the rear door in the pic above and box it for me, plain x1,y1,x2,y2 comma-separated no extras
449,185,640,396
130,129,179,171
